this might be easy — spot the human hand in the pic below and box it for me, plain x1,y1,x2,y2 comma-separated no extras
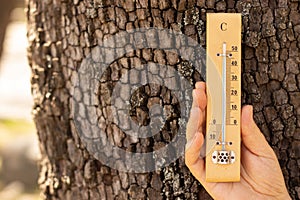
185,82,291,200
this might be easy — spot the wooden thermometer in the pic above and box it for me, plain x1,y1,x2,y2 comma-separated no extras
206,13,241,182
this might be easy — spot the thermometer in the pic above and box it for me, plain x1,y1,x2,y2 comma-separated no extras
206,13,241,182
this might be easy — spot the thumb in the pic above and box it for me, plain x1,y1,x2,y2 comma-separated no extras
241,105,274,157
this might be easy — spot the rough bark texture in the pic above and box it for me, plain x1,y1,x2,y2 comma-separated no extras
26,0,300,199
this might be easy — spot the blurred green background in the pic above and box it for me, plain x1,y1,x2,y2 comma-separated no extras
0,0,40,199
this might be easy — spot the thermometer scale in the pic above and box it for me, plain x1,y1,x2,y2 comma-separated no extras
206,13,241,182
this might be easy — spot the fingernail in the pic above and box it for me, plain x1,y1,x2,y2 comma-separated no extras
195,81,203,89
249,105,253,118
193,90,202,109
192,90,198,106
199,143,206,159
246,105,253,120
186,132,197,150
190,107,198,116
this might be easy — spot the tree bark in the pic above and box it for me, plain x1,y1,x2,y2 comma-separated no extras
27,0,300,199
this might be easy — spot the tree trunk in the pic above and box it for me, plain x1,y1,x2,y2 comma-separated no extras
27,0,299,199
